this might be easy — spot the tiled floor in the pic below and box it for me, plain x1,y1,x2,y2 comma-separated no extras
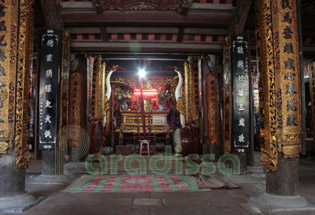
5,156,315,215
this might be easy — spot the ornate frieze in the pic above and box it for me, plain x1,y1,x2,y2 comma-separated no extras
91,0,192,12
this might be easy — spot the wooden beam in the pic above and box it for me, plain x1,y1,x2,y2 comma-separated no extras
62,11,232,27
65,26,228,36
177,27,184,43
184,28,228,35
65,27,101,34
65,26,229,36
229,0,253,35
100,27,109,42
302,44,315,55
94,5,109,42
40,0,63,29
70,41,224,53
59,2,234,11
60,2,94,9
106,27,178,34
190,3,235,11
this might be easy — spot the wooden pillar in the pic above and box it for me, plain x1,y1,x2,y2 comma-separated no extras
0,0,37,211
223,37,232,154
257,0,302,195
55,31,71,175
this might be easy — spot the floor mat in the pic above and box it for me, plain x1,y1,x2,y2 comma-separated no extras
64,175,209,193
192,174,240,189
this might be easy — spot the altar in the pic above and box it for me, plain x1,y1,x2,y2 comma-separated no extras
116,110,173,147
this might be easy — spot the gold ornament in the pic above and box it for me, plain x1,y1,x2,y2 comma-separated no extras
223,36,232,154
176,97,186,115
0,142,9,153
15,0,33,168
256,0,278,171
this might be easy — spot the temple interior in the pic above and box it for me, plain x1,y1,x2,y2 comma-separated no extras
0,0,315,214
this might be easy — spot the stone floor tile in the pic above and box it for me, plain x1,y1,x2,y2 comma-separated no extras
134,198,162,206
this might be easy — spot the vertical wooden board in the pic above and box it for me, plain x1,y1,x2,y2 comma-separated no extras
38,29,60,150
231,35,250,152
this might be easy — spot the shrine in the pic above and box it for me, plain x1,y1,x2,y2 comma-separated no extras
0,0,314,214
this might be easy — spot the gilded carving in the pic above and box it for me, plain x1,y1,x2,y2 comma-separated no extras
60,31,70,133
126,2,157,10
206,73,220,145
188,56,200,124
181,0,193,7
69,73,83,147
184,62,191,123
0,0,18,148
15,0,33,168
256,0,278,171
256,0,302,171
88,56,106,120
223,36,232,153
90,56,101,119
87,56,95,119
185,57,200,124
102,62,106,113
272,0,302,158
176,97,186,116
0,142,8,153
97,57,105,118
104,96,110,115
91,0,191,12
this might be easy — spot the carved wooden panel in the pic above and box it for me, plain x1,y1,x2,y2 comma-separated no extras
272,0,302,158
60,32,70,131
206,73,220,146
256,0,278,171
185,56,200,124
69,73,83,147
0,0,19,156
87,56,95,119
15,0,33,168
91,56,102,119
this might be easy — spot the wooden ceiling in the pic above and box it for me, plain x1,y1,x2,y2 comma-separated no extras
36,0,315,56
34,0,254,55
